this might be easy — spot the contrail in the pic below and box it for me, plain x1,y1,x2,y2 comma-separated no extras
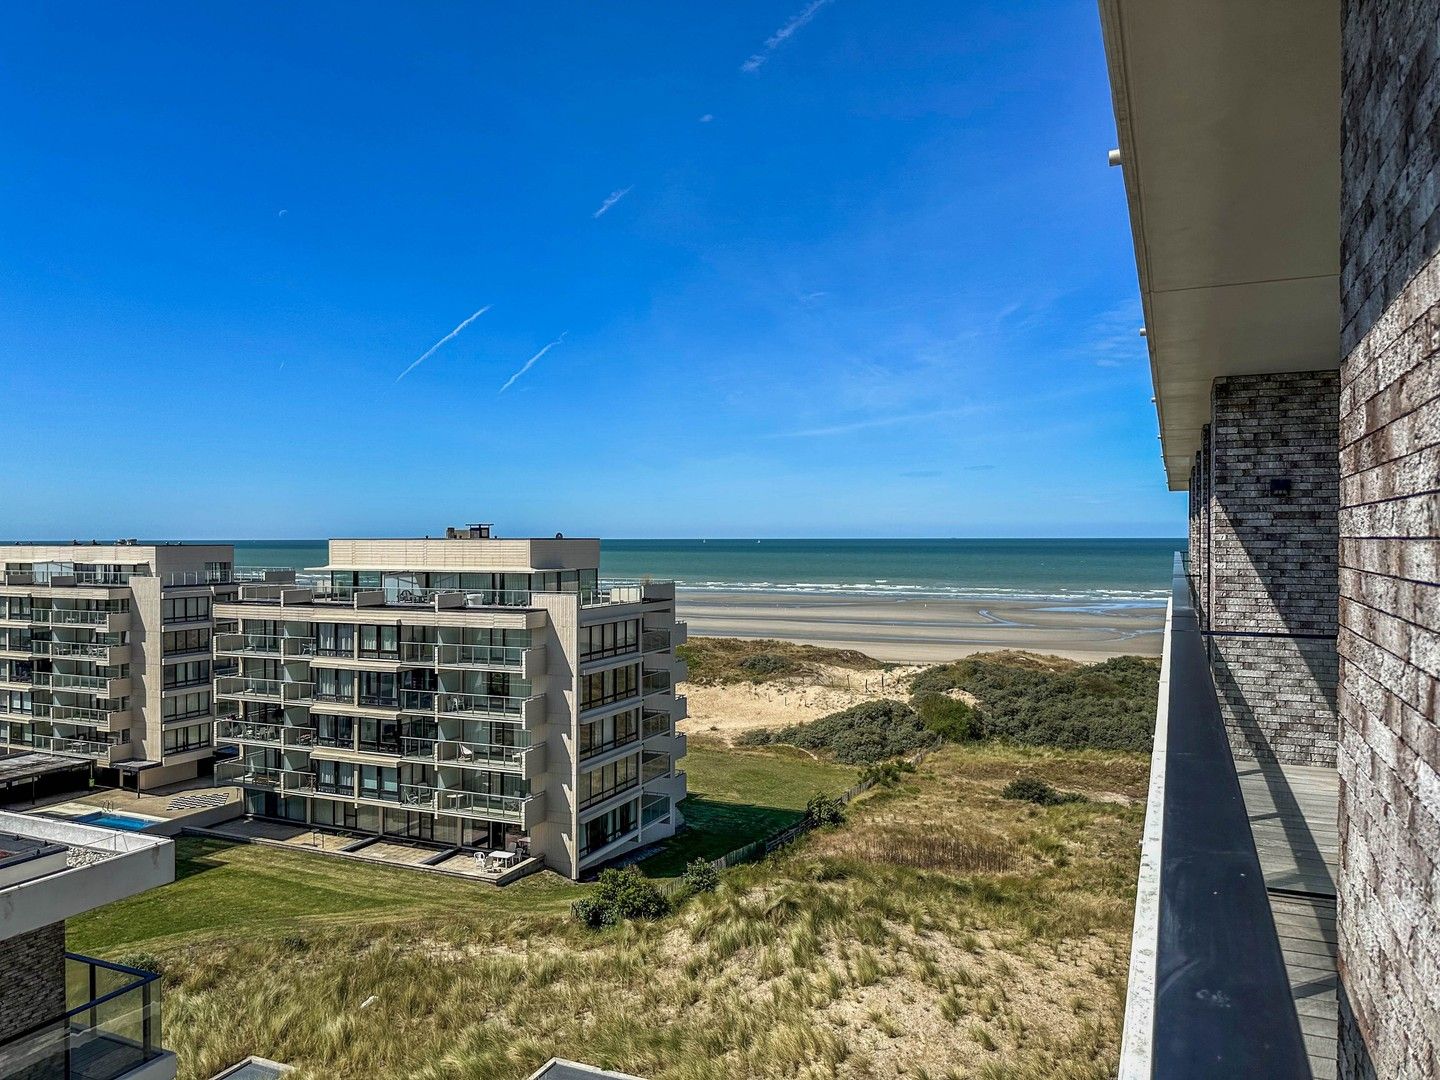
741,0,834,72
499,333,567,394
395,305,492,382
592,187,633,218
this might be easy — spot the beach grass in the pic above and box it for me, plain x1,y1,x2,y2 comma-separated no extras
67,741,1145,1080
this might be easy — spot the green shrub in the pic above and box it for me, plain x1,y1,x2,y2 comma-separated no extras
682,858,721,893
738,699,938,764
573,866,672,928
806,793,847,827
910,654,1158,752
912,691,984,741
739,652,792,677
859,759,916,787
1001,776,1085,806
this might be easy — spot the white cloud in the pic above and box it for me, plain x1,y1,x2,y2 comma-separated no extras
699,113,715,123
767,404,986,438
592,187,633,219
394,305,492,383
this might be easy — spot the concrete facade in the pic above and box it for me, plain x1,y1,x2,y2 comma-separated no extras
212,531,689,880
1336,0,1440,1075
1189,372,1341,767
0,542,237,790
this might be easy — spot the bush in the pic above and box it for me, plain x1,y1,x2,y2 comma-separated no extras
1002,776,1085,806
859,759,916,787
806,792,846,827
739,652,792,677
912,691,984,741
909,653,1158,752
739,699,938,764
682,858,720,894
573,866,672,928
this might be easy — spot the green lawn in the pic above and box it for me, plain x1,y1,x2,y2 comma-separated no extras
68,837,581,956
638,738,857,876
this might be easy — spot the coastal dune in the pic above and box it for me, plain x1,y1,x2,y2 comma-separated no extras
676,590,1164,664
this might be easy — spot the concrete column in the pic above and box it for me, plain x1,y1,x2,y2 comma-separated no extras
0,921,66,1041
1204,371,1340,768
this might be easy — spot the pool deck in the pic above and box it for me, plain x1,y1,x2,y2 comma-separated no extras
21,780,245,833
1235,758,1340,1080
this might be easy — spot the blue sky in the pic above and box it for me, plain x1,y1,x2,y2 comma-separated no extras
0,1,1183,539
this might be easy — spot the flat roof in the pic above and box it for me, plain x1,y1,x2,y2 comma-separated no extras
526,1060,644,1080
0,752,94,788
1098,0,1340,489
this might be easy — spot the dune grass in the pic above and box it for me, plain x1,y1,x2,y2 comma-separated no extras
68,742,1146,1080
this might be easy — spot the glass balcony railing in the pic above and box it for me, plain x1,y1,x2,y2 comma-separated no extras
0,954,165,1080
434,789,533,820
399,690,535,719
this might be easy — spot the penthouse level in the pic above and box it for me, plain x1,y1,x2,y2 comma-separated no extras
212,527,688,879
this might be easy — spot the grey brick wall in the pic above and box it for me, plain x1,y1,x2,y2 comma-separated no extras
1195,372,1340,767
1341,0,1440,354
0,921,66,1041
1339,1,1440,1075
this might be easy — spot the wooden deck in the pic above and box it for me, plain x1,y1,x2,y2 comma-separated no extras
1235,759,1339,1079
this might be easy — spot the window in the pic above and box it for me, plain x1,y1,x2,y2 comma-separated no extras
359,671,397,707
580,799,639,856
358,764,400,801
359,624,399,659
316,623,354,657
579,619,639,661
315,759,354,795
162,691,210,722
642,793,670,827
164,659,210,689
163,628,210,654
205,561,231,583
359,717,401,754
162,595,210,623
579,708,640,758
579,753,640,809
579,664,639,711
314,714,354,748
163,723,212,754
314,669,354,703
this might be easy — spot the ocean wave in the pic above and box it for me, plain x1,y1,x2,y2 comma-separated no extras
667,579,1167,605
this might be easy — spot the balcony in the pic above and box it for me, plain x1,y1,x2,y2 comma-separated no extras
213,633,282,657
33,671,131,697
214,677,313,706
29,609,131,632
215,718,282,746
399,690,542,723
434,788,542,826
28,733,113,761
640,709,670,740
215,761,315,795
282,637,317,658
0,954,170,1080
31,702,131,727
641,629,671,654
1118,555,1331,1078
642,670,671,696
31,640,129,665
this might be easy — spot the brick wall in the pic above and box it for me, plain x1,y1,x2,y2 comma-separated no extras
0,921,65,1041
1338,0,1440,1074
1197,371,1340,767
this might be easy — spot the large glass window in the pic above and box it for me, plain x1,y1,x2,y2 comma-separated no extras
163,723,212,754
162,690,210,722
359,671,398,707
578,753,640,809
359,624,399,658
579,619,640,661
579,708,641,758
314,713,354,748
580,799,638,857
315,760,353,795
164,659,210,689
359,717,402,754
162,628,210,654
316,624,355,657
579,664,639,711
314,669,354,703
161,595,211,623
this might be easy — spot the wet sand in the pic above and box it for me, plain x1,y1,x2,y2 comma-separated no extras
676,591,1165,664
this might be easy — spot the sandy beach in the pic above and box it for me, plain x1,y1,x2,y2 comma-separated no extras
675,590,1164,664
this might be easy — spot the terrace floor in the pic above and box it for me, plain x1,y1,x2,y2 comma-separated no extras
1236,758,1340,1079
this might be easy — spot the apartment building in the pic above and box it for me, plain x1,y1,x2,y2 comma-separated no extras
0,810,177,1080
0,543,237,791
212,527,688,878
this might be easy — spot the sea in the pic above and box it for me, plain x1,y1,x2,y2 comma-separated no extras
231,538,1182,608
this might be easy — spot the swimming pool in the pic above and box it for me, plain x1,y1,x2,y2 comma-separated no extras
76,811,155,832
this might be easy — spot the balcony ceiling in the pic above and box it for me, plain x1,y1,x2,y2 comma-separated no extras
1098,0,1340,489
